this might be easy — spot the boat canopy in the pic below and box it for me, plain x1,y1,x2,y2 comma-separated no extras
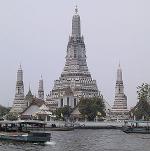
0,120,46,125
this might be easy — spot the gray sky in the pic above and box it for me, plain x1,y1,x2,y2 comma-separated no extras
0,0,150,108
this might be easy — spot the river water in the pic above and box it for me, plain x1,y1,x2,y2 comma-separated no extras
0,129,150,151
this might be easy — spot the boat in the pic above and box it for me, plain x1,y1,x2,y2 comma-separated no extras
122,120,150,134
44,122,74,131
46,126,74,131
0,120,51,143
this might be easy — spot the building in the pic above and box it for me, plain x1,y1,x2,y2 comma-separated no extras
11,66,46,114
20,98,44,120
10,66,56,120
47,7,100,108
111,64,129,120
11,65,26,113
45,96,58,111
21,91,53,121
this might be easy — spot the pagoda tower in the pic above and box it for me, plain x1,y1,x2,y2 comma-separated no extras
111,64,129,119
38,75,44,100
47,7,100,108
11,65,26,113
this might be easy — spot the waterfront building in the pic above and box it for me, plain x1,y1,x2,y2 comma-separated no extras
21,98,45,120
47,7,101,108
11,65,26,113
35,104,52,121
111,64,129,120
21,98,52,121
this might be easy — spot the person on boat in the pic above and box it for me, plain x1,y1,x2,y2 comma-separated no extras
136,123,138,127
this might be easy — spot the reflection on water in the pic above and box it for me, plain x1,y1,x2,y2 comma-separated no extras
44,141,56,146
0,129,150,151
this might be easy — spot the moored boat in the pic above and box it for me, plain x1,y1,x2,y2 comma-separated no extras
46,127,74,131
0,120,51,143
122,120,150,134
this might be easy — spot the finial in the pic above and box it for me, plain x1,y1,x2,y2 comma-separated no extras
19,63,22,69
75,5,78,14
118,61,122,70
119,61,120,68
41,74,43,79
29,83,31,91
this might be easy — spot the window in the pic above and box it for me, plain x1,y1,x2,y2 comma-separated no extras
61,98,63,107
74,98,77,107
67,97,69,106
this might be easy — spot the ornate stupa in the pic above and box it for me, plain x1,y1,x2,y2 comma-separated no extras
11,65,26,113
47,7,100,108
111,64,129,120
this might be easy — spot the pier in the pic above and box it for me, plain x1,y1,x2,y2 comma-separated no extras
46,121,124,130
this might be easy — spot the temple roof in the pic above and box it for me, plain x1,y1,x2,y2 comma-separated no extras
25,89,33,100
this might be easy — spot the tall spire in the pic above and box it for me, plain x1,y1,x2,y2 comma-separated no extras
112,64,128,116
28,83,31,93
19,63,22,69
39,75,43,90
38,75,44,100
16,65,24,95
26,83,33,98
11,65,25,113
72,6,81,37
29,83,30,91
75,5,78,14
117,63,122,82
17,64,23,82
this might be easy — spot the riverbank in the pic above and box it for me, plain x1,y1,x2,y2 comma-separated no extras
46,121,123,130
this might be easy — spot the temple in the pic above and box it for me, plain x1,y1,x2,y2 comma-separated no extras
46,7,100,108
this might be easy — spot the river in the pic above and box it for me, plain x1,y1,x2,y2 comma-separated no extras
0,129,150,151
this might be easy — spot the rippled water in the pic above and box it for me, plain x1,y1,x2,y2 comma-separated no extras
0,129,150,151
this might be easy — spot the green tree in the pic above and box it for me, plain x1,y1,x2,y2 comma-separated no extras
130,83,150,120
0,105,10,119
137,83,150,101
78,97,106,121
5,112,19,121
55,106,73,120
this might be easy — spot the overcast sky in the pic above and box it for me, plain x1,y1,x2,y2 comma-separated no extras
0,0,150,108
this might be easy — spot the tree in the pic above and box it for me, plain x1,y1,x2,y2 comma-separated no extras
55,106,73,120
137,83,150,102
5,112,19,121
0,105,10,119
78,97,106,121
130,83,150,120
